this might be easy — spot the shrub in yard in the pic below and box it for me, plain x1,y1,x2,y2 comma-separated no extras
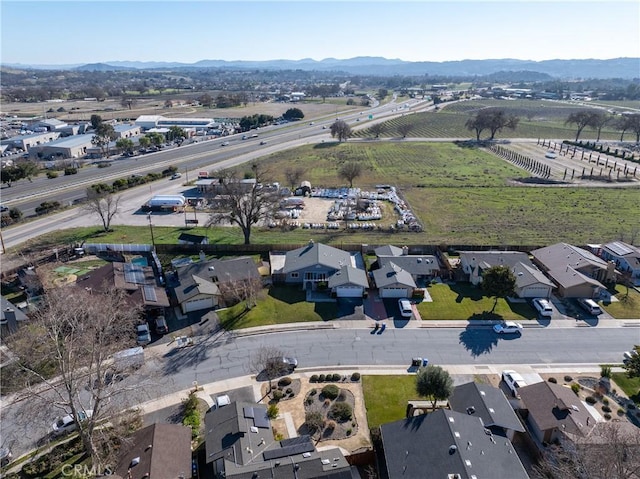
617,408,626,416
602,405,611,413
272,390,284,401
305,411,324,433
322,384,340,400
600,365,612,378
309,389,317,396
285,388,292,394
332,373,342,382
182,392,201,439
310,375,319,383
571,383,581,395
548,377,557,383
318,374,326,382
305,397,314,406
585,396,597,405
564,375,573,382
351,372,361,381
346,429,352,436
604,413,612,420
278,377,292,387
267,404,279,419
603,397,609,406
46,170,58,179
329,402,353,422
325,420,336,431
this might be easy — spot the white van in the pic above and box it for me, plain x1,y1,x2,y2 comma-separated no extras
533,298,553,317
502,370,527,398
578,298,602,315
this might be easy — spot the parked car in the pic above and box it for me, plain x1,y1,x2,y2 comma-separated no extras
52,409,93,436
411,357,428,368
493,321,523,335
155,316,168,335
398,299,413,318
623,349,638,364
532,298,553,317
577,298,602,315
0,446,12,466
268,356,298,373
502,370,527,398
136,323,151,346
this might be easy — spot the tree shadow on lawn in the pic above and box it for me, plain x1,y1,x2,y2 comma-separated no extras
448,282,485,304
314,302,339,321
268,285,306,305
459,325,499,358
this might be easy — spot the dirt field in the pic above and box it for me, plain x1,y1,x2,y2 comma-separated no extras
1,98,362,123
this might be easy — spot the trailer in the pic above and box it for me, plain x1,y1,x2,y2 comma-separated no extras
142,194,186,212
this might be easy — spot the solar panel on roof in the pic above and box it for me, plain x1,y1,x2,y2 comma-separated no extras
143,285,157,302
124,263,145,284
262,441,315,461
253,408,270,428
244,407,255,418
608,241,633,256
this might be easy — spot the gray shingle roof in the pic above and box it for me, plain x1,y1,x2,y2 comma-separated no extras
449,382,525,433
380,409,528,479
327,265,368,289
372,262,416,288
283,242,352,274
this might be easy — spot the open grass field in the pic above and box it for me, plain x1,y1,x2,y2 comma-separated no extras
353,99,633,141
362,375,418,429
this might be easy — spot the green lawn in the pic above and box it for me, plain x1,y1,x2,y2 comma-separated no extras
216,285,337,329
417,283,537,321
611,372,640,404
601,285,640,319
362,375,417,429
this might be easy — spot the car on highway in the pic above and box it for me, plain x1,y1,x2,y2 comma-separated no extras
532,298,553,317
501,370,527,398
221,141,230,146
260,141,267,145
0,205,8,213
493,321,523,335
136,323,151,346
170,173,182,180
398,299,413,318
545,151,557,159
52,409,93,436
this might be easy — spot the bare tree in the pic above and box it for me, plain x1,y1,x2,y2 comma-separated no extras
589,111,611,142
338,161,362,188
566,110,599,141
330,120,352,142
6,287,149,468
120,96,138,111
369,123,385,139
206,164,280,245
251,346,287,393
218,277,263,309
284,167,306,190
532,422,640,479
397,122,414,138
84,188,121,232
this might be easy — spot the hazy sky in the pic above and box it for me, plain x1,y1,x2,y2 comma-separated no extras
2,1,639,65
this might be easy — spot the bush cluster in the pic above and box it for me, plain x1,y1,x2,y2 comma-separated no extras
329,402,353,422
278,377,292,387
310,373,355,383
548,377,557,383
585,396,597,405
182,392,201,439
321,385,340,400
564,375,573,382
571,383,581,395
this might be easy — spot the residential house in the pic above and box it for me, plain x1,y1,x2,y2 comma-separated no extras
448,382,525,440
271,241,365,294
75,262,169,315
459,251,554,298
204,401,355,478
174,257,260,314
598,241,640,286
518,381,601,445
531,243,615,298
371,262,415,298
374,245,440,286
380,409,529,479
327,265,369,298
112,423,192,479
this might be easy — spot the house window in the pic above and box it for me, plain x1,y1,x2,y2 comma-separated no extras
290,272,299,279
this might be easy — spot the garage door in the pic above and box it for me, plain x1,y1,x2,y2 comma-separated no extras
183,297,215,313
380,288,408,298
335,286,363,298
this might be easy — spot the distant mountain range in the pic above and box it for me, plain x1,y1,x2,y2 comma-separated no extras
3,57,639,79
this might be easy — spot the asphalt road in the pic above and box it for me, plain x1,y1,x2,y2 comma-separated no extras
1,324,635,458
